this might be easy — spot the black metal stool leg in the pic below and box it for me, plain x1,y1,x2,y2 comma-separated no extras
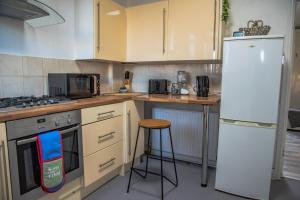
127,126,141,193
169,127,178,186
144,128,151,178
160,128,164,200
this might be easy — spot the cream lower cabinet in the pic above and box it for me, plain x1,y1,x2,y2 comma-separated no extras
167,0,220,60
0,123,12,200
123,101,145,164
75,0,126,61
126,1,168,62
81,103,124,188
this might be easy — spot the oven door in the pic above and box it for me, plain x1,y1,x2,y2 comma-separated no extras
67,74,97,99
8,125,83,200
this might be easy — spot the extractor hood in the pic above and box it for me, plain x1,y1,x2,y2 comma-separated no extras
0,0,65,27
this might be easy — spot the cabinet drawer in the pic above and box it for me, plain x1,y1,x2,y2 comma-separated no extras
83,141,123,187
81,103,123,125
82,116,123,156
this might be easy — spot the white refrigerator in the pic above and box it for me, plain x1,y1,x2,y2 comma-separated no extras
215,36,284,200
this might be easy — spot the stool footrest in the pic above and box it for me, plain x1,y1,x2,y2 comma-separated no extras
146,154,175,163
132,168,178,187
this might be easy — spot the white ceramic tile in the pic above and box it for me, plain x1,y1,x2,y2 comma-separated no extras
124,63,222,93
22,56,43,76
0,77,24,97
58,59,80,73
0,80,3,98
43,76,48,95
77,61,109,74
23,77,44,97
0,54,23,76
42,58,63,76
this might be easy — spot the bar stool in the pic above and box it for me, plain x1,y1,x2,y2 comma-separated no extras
126,119,178,200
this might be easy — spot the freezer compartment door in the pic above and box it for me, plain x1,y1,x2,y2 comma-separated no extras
215,121,276,200
220,38,283,124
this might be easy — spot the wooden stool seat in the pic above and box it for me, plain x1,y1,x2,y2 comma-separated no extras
138,119,171,129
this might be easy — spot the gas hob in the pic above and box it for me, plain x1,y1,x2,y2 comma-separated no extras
0,96,73,112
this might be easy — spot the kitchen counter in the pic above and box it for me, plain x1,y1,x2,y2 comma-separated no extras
0,95,134,122
0,93,220,122
133,94,220,105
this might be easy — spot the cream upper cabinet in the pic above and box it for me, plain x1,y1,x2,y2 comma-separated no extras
167,0,218,60
126,1,168,62
123,101,145,163
94,0,126,61
0,123,12,200
75,0,126,62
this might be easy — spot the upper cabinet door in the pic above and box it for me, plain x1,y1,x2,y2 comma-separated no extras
126,1,168,62
167,0,216,60
94,0,126,61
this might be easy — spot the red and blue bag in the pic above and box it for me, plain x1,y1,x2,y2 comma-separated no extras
36,130,65,193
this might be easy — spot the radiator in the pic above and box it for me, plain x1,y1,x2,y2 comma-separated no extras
149,107,219,166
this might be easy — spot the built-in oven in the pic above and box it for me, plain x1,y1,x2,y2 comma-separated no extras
6,110,83,200
48,73,101,99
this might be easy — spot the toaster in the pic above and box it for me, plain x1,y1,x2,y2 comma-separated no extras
149,79,168,94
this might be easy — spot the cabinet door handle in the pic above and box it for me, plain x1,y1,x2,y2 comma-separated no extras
98,131,115,143
99,157,116,169
97,111,115,121
0,141,9,200
213,0,217,58
127,111,131,156
162,8,166,54
97,1,100,51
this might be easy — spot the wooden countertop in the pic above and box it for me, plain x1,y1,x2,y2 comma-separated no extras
0,95,133,123
133,94,220,105
0,93,220,123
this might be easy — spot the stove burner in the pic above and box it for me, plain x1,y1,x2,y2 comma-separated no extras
0,96,71,110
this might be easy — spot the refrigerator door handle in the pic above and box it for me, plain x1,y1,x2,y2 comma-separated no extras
220,119,277,129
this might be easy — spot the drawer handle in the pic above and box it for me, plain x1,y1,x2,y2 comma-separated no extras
127,111,131,156
98,131,115,143
99,157,116,169
97,111,115,121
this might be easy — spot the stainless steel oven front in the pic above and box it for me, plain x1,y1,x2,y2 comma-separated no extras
6,110,83,200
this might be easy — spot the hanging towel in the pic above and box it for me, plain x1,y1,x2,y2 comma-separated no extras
36,130,65,193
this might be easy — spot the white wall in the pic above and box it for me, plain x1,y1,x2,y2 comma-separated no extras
0,0,76,59
227,0,292,36
74,0,94,59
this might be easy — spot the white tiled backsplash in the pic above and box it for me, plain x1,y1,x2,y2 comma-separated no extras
0,54,222,98
124,64,222,94
0,54,112,98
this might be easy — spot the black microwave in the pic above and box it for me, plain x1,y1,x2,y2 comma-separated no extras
48,73,100,99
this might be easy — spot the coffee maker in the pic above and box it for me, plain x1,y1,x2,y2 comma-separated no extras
194,76,209,97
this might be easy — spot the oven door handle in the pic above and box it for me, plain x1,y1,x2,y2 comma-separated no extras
16,125,80,146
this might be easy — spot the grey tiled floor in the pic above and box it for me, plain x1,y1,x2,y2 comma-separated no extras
86,159,300,200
